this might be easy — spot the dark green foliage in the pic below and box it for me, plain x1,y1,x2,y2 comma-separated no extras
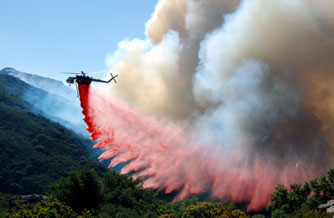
159,200,252,218
0,192,12,217
267,184,289,214
49,168,162,217
0,74,107,195
181,202,248,218
251,215,265,218
11,167,334,218
268,169,334,217
160,196,199,217
49,168,103,213
4,199,80,218
288,209,333,218
98,172,163,217
182,201,227,218
102,171,158,207
267,183,311,214
270,209,332,218
270,209,286,218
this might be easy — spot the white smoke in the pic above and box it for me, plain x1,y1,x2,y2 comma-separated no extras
101,0,334,208
106,0,334,148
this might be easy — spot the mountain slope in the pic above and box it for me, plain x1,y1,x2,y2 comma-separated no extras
0,68,87,136
0,67,76,99
0,74,107,195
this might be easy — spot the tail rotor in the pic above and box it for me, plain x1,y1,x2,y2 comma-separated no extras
109,72,118,83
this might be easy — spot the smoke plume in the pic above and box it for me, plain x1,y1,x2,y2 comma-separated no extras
80,0,334,210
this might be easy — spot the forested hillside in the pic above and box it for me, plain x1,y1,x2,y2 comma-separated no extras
0,74,107,195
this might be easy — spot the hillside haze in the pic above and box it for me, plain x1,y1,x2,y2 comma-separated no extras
0,67,87,136
0,67,76,99
0,73,106,195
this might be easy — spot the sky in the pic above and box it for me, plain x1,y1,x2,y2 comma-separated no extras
0,0,158,81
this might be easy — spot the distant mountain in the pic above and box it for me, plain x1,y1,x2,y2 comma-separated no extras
0,68,87,136
0,67,76,100
0,74,107,195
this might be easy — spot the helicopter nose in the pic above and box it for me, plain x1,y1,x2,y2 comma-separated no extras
66,78,74,83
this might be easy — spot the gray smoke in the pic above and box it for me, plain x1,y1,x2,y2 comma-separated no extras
99,0,334,209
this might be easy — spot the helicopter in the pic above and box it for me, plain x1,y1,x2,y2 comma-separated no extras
65,71,118,85
63,71,118,96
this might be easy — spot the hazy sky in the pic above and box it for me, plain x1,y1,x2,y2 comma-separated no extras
0,0,157,80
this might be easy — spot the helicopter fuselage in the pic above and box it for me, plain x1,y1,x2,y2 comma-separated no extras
66,75,93,85
75,75,93,84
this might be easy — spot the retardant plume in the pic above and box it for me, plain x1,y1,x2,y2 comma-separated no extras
80,0,334,211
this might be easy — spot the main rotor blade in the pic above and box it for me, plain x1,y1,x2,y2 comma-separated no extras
59,72,80,75
86,70,108,74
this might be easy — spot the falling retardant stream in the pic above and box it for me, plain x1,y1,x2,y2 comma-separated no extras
78,83,327,211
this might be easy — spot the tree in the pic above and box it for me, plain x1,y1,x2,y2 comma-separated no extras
0,192,11,217
289,209,333,218
4,199,81,218
268,169,334,217
100,171,160,216
183,202,248,218
267,184,289,214
49,169,162,217
161,196,199,217
49,168,103,213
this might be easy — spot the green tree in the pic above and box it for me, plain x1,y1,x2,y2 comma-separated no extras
219,203,249,218
268,169,334,216
162,196,199,218
49,169,162,217
267,184,289,214
158,212,178,218
4,199,80,218
49,168,103,213
99,171,160,217
183,202,248,218
270,208,286,218
288,209,333,218
0,192,11,217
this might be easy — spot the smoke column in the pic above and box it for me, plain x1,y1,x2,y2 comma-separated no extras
80,0,334,211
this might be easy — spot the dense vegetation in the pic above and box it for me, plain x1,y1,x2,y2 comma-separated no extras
4,168,334,217
4,168,264,218
0,192,11,217
4,199,81,218
0,74,107,195
267,169,334,217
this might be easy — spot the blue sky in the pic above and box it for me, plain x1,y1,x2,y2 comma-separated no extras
0,0,158,80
